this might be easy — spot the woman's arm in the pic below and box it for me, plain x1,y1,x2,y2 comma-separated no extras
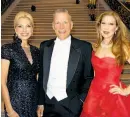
109,54,130,96
1,59,19,117
1,59,13,113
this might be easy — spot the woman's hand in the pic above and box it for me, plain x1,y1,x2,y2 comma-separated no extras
7,110,19,117
109,83,130,96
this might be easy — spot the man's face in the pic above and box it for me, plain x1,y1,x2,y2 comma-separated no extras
52,12,73,40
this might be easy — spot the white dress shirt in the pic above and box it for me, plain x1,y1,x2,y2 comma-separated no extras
46,36,71,101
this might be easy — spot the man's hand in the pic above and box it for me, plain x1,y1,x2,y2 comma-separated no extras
37,105,44,117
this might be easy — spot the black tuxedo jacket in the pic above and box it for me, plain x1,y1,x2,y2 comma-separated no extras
38,36,94,114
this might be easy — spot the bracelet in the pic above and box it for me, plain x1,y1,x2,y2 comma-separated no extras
7,111,14,116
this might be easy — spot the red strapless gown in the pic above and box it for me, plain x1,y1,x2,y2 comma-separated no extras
80,52,130,117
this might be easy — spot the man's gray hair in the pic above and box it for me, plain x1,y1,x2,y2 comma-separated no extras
53,8,72,21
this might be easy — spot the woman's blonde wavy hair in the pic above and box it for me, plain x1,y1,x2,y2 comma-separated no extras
14,11,34,28
95,11,130,66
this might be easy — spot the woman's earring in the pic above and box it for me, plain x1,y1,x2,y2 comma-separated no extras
15,33,18,38
114,31,116,35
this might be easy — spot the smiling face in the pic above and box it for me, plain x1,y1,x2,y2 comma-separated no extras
52,12,73,40
100,15,118,42
15,17,33,41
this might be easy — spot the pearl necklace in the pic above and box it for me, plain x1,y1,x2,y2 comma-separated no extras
101,41,113,48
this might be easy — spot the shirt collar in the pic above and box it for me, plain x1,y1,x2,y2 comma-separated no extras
55,35,71,45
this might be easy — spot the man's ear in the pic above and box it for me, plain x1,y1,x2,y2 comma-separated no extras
71,21,73,30
52,22,55,30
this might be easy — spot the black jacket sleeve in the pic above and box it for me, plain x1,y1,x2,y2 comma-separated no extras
80,42,94,101
38,42,45,105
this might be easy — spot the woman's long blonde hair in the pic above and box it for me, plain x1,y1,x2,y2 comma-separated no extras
95,11,130,65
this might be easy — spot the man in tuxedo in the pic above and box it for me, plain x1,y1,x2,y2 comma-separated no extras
37,8,94,117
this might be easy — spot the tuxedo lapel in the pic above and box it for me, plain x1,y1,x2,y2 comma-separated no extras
67,38,81,87
43,41,54,90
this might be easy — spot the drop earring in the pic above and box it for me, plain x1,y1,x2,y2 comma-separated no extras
15,33,18,38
